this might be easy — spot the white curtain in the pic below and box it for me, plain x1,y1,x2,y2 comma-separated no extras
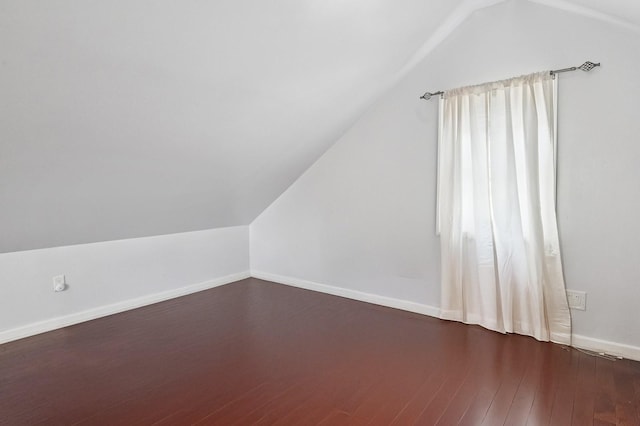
437,71,571,344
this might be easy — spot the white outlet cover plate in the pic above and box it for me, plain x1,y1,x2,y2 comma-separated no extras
566,289,586,310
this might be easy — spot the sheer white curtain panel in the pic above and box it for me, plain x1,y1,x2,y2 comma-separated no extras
437,71,571,344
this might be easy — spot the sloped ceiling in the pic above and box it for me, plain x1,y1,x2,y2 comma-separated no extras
0,0,464,252
1,0,639,253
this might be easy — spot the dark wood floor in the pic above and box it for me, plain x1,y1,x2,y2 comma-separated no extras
1,278,639,425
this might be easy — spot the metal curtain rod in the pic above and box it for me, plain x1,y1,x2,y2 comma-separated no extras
419,61,600,100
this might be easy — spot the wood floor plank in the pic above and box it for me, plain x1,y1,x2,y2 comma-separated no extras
550,347,582,425
456,337,506,425
435,330,505,425
595,357,619,424
1,278,639,425
389,367,448,424
526,344,569,425
572,351,597,426
480,337,531,425
503,341,545,425
613,358,640,426
412,339,475,425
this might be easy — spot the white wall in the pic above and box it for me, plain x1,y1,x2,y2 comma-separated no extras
0,226,249,342
251,1,640,350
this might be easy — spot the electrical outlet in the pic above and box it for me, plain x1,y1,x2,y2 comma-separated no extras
566,289,586,310
53,275,66,292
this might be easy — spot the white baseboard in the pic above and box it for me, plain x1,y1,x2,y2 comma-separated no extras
5,269,638,362
251,270,640,362
250,270,441,318
572,334,640,362
0,271,250,345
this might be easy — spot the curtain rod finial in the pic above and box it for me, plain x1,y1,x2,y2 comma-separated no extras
420,91,443,101
579,61,600,72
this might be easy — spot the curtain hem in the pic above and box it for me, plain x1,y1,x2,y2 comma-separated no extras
440,309,570,344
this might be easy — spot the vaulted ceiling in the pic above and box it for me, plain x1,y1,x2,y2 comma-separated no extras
1,0,639,253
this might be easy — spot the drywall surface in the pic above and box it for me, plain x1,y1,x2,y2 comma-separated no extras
251,1,640,348
0,0,463,253
0,226,249,339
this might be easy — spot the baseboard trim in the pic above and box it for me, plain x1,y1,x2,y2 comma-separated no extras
572,334,640,362
251,270,640,362
250,270,441,318
0,271,250,345
5,270,638,362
